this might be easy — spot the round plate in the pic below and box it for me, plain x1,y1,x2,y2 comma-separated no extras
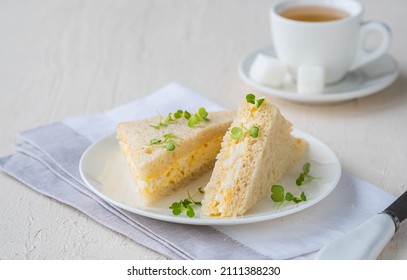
79,130,341,225
238,45,399,104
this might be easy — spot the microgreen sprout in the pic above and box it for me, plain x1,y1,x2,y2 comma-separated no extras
165,139,176,151
149,133,180,151
184,111,191,119
169,187,205,217
270,162,320,207
173,109,184,119
230,125,260,141
248,126,259,138
149,138,161,145
246,93,265,108
296,162,320,186
188,107,209,128
151,108,208,129
230,127,243,140
150,112,176,129
270,185,285,203
150,113,166,129
271,184,307,207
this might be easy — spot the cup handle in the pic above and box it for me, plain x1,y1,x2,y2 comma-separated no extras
349,21,391,71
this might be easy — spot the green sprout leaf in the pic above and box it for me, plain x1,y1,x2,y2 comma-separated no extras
295,173,305,186
249,126,259,138
170,202,182,215
285,192,294,202
150,124,161,129
302,162,311,174
181,199,191,208
230,125,260,141
164,113,174,124
151,109,206,129
256,99,265,108
163,133,176,142
173,110,183,119
296,162,319,186
149,133,180,151
184,111,191,120
300,191,307,201
150,113,166,129
149,138,161,145
188,115,199,127
198,107,209,121
271,185,285,202
165,140,176,151
246,93,265,108
246,93,256,104
271,185,307,206
169,187,205,218
230,127,243,140
188,108,210,127
150,112,173,129
270,162,319,208
186,205,195,217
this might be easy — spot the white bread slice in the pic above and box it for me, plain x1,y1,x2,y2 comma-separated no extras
201,99,307,217
117,110,235,205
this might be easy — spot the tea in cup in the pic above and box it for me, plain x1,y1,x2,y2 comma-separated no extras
270,0,391,84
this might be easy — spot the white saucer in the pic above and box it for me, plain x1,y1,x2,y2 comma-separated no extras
238,45,399,104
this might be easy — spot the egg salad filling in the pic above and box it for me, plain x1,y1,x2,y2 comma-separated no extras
209,106,259,215
139,136,223,201
213,138,248,214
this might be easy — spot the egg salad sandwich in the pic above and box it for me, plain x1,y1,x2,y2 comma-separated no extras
201,94,307,217
117,109,235,205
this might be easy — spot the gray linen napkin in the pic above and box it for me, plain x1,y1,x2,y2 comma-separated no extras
0,83,395,260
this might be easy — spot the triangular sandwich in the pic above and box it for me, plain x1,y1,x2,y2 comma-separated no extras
201,95,307,217
117,109,235,205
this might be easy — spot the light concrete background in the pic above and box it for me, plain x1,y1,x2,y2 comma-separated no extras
1,0,406,259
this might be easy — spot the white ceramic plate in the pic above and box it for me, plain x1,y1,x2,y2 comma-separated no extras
79,130,341,225
239,45,399,104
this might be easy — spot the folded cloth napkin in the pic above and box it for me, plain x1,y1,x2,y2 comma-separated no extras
0,82,396,260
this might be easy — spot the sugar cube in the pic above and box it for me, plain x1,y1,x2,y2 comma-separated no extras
249,53,286,88
297,65,325,95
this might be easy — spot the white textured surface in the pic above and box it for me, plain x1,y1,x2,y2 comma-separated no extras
1,0,407,260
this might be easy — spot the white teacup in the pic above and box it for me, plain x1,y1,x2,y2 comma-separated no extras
270,0,391,84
